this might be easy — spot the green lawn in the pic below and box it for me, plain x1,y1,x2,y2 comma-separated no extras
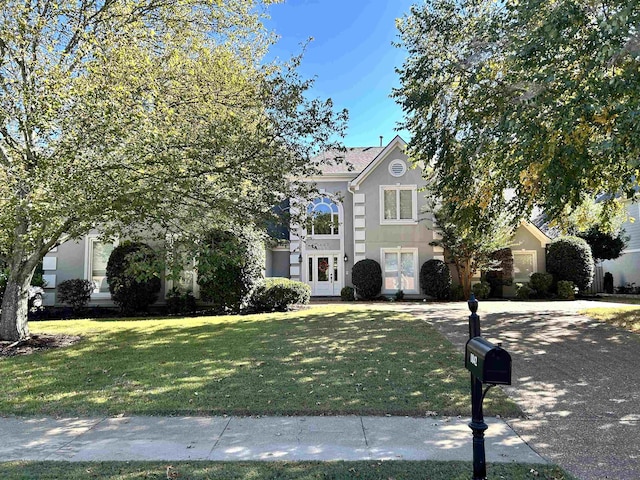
0,305,517,417
581,305,640,334
0,461,576,480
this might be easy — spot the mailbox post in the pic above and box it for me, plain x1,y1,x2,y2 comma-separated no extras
465,294,512,480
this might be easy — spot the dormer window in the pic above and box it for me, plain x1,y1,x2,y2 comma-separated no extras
307,197,340,236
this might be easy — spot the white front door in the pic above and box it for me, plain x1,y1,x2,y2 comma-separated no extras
307,254,342,296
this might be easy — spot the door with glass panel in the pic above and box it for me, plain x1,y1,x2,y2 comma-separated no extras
307,254,342,296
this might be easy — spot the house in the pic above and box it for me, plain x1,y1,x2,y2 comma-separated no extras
601,198,640,289
40,136,550,306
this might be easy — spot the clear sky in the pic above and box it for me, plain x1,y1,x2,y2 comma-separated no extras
264,0,416,148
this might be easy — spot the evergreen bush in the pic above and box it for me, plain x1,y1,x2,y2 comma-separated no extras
57,279,94,310
530,273,553,297
106,242,162,313
546,236,594,291
351,259,382,300
485,248,514,297
516,283,533,299
420,259,451,300
251,278,310,312
603,272,614,294
557,280,576,300
197,227,265,312
340,286,355,301
472,281,491,299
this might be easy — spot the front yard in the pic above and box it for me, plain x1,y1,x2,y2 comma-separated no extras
580,305,640,334
0,305,518,417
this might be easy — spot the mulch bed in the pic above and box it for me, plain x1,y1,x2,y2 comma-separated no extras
0,334,81,358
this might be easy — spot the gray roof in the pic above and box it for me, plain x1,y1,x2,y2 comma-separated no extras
312,147,384,175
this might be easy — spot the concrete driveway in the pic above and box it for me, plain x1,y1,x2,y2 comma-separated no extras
410,299,640,480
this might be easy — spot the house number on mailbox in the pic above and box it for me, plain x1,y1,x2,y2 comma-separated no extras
470,352,478,367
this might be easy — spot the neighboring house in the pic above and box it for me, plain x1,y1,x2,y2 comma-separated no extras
41,136,550,305
601,198,640,289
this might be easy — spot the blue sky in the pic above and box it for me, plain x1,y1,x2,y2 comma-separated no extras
265,0,416,147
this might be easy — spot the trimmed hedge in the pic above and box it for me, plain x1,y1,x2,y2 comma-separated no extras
340,286,355,301
57,279,94,310
472,281,491,299
107,242,161,313
420,259,451,300
352,259,382,300
546,236,594,291
530,273,553,297
251,278,311,312
516,283,533,299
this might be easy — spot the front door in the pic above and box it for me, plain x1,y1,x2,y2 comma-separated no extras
307,254,342,296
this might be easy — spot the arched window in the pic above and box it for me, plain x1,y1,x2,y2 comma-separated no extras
307,197,340,236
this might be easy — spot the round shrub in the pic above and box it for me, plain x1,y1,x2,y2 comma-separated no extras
165,288,197,315
529,273,553,297
420,259,451,300
516,283,533,300
450,284,465,300
472,281,491,300
604,272,614,294
340,286,355,301
197,227,265,312
106,242,162,314
557,280,576,300
546,236,595,291
57,279,94,310
251,278,310,312
351,259,382,300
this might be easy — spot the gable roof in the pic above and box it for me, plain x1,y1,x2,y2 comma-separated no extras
349,135,408,188
311,147,384,176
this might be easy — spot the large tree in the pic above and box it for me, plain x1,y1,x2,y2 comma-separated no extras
0,0,347,340
396,0,640,230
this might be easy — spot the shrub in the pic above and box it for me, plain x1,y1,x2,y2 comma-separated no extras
252,278,311,312
58,279,94,310
394,289,405,301
604,272,614,294
165,287,197,315
530,273,553,297
450,284,465,300
485,248,514,297
340,286,355,301
516,283,533,300
197,227,265,312
107,242,162,314
557,280,576,300
420,259,451,300
546,236,594,291
351,259,382,300
472,281,491,299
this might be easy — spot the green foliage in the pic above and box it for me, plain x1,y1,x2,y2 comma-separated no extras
472,281,490,300
31,263,46,288
546,236,595,291
351,259,383,300
340,286,355,302
57,279,94,310
604,272,614,294
106,242,162,314
529,273,553,298
394,290,405,301
251,278,311,312
515,283,533,300
429,204,515,299
450,284,465,301
484,248,514,297
577,227,629,262
165,288,197,315
197,227,265,312
420,259,451,300
557,281,576,300
396,0,640,231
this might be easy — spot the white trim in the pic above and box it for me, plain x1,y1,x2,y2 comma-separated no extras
388,159,407,177
42,256,57,270
380,247,419,294
306,174,355,182
349,135,408,188
379,185,418,225
622,248,640,254
306,197,343,239
512,249,538,283
84,234,118,299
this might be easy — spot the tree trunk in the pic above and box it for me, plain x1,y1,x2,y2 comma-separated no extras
0,266,35,342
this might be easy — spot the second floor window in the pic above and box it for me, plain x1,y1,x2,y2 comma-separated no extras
307,197,340,236
381,186,417,224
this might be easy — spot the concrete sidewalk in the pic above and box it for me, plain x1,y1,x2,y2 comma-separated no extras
0,415,545,463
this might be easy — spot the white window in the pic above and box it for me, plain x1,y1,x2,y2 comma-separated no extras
84,235,117,298
380,186,417,224
381,248,419,293
513,250,537,282
307,197,340,236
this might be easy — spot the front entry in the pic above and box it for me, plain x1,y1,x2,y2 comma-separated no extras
307,254,342,296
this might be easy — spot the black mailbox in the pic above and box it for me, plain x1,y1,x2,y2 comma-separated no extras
465,336,511,385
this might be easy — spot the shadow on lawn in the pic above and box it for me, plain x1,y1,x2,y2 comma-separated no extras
0,307,517,417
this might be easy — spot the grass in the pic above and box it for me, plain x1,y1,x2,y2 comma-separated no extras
0,461,577,480
581,305,640,334
0,305,517,417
